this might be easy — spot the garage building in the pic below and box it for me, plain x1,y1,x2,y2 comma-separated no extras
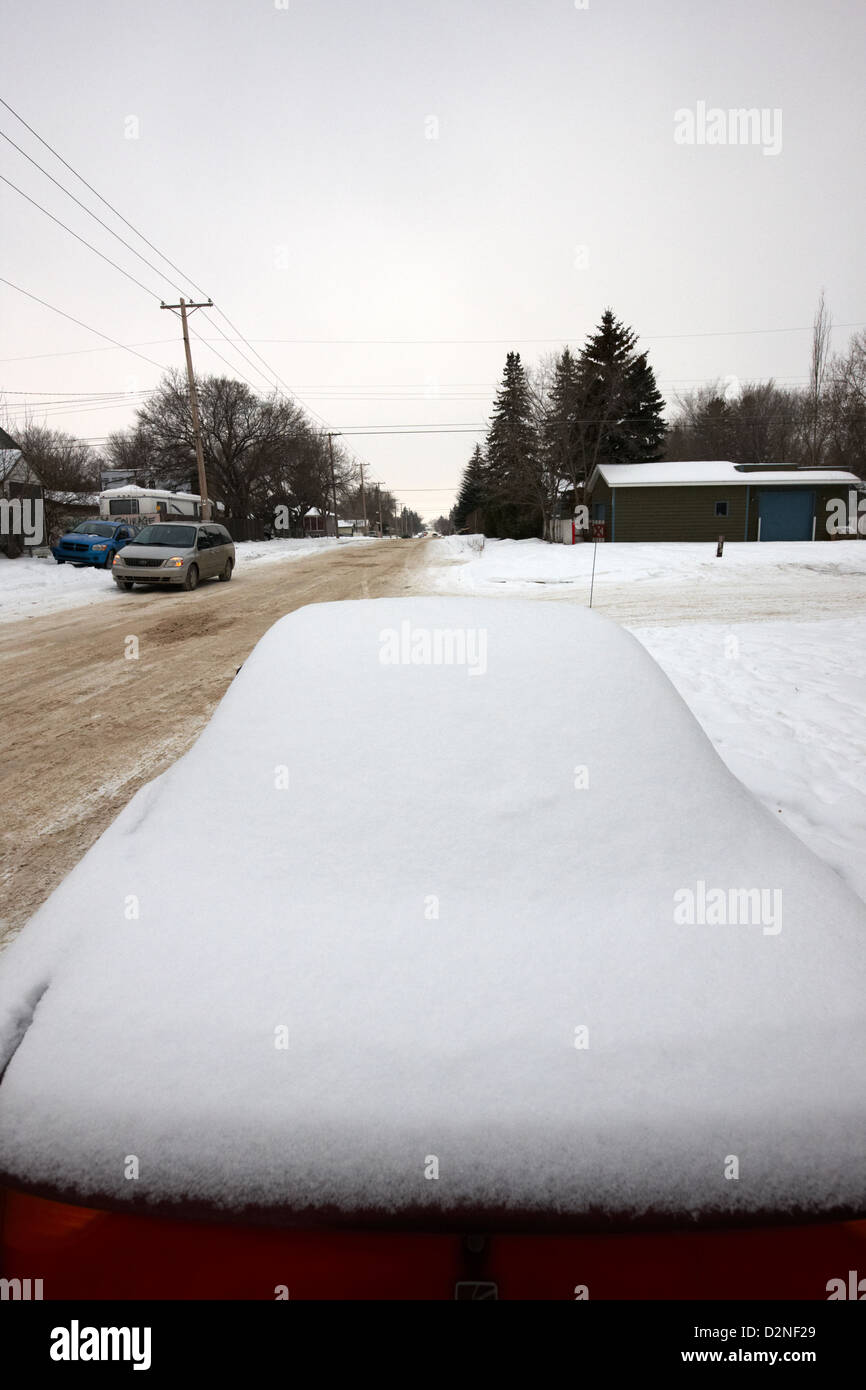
585,460,863,542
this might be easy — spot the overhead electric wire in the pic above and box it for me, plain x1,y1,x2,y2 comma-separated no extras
0,128,201,299
206,324,865,345
0,277,169,372
0,168,270,396
0,174,167,300
1,94,387,491
0,98,319,406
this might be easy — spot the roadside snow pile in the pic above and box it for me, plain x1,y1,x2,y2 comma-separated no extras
0,538,373,624
1,598,865,1225
0,553,113,623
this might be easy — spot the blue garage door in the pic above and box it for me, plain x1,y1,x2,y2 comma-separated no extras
757,489,815,541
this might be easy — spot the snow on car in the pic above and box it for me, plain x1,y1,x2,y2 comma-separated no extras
1,597,865,1298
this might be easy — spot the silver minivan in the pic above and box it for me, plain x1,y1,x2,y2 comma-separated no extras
112,522,235,591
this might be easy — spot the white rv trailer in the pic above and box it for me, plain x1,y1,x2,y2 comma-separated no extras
99,486,202,527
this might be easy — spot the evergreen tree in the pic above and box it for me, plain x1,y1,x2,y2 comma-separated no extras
542,346,583,494
574,310,666,482
453,443,486,530
484,351,541,538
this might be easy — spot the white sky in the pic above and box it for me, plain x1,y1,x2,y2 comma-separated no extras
1,0,864,519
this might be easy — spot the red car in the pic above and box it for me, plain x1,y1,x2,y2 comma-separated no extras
3,599,865,1299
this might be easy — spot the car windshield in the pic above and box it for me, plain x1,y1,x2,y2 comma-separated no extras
71,522,116,538
133,525,197,547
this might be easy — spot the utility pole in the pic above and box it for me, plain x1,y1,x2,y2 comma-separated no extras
160,297,213,519
376,484,383,538
327,432,340,542
359,463,368,534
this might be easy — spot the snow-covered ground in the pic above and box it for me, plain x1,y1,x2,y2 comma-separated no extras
432,535,866,620
0,536,375,625
431,538,866,904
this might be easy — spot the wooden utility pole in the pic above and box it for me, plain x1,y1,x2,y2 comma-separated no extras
327,432,340,541
160,297,213,519
376,484,383,538
360,463,368,534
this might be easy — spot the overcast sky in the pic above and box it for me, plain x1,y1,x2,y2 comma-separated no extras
1,0,864,518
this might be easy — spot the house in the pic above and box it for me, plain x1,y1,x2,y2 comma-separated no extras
584,461,864,542
303,507,326,537
0,427,45,557
302,508,364,538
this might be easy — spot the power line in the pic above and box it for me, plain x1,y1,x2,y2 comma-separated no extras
0,277,169,372
1,387,154,397
1,171,267,397
189,324,865,345
0,97,326,408
334,427,487,436
0,339,178,363
0,127,200,299
0,174,166,300
0,95,210,299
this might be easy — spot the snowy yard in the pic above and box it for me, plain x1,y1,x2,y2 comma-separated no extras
430,537,866,905
431,535,866,618
0,536,376,625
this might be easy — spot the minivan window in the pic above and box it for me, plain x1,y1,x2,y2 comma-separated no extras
132,525,197,547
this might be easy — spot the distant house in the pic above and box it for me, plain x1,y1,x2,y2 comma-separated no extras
0,426,44,557
584,461,864,542
302,508,363,538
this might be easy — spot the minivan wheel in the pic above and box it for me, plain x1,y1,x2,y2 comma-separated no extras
103,550,115,568
183,564,199,591
219,558,233,582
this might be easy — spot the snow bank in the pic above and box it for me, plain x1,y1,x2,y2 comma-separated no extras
432,535,866,597
0,538,374,625
1,597,865,1226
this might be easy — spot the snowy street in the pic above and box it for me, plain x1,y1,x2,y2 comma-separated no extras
0,535,377,626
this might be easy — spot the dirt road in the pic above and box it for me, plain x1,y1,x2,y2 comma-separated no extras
0,541,427,942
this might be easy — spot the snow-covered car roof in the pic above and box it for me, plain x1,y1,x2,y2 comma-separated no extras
589,460,862,489
1,598,865,1230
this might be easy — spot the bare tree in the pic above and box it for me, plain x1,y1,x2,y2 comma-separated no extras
14,423,99,542
805,289,832,467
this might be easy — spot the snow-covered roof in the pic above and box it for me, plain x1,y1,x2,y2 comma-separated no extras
589,461,862,489
98,485,200,501
304,506,322,517
1,598,865,1227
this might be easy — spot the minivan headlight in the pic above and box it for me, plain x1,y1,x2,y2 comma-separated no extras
163,557,186,568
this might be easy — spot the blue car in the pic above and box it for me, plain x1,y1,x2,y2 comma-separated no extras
52,520,138,570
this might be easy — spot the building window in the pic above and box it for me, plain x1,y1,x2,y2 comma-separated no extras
715,501,729,518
